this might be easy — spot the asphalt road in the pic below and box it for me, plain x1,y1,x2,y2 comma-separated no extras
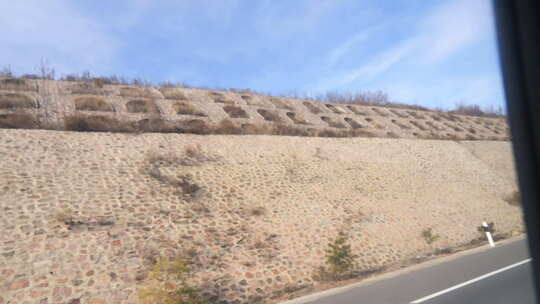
282,238,536,304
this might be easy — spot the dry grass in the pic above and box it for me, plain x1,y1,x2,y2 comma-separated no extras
346,105,368,116
324,104,343,114
0,78,37,92
391,119,411,130
504,191,521,206
371,107,390,117
409,120,427,131
343,117,364,129
64,115,134,132
257,109,282,122
0,113,40,129
223,105,249,118
270,98,294,110
174,102,206,117
159,88,188,100
0,93,37,109
407,111,426,120
119,87,154,98
321,116,346,129
70,81,104,95
74,96,114,112
126,99,160,114
389,109,408,118
286,112,310,125
303,101,323,114
248,206,267,217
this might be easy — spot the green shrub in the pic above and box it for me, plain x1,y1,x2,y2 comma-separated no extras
321,232,358,280
421,228,440,245
138,256,208,304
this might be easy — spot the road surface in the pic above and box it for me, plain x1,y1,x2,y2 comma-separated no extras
281,238,536,304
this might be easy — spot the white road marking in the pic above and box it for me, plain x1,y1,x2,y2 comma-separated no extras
410,258,532,303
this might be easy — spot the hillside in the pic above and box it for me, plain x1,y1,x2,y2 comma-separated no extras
0,128,522,304
0,78,508,140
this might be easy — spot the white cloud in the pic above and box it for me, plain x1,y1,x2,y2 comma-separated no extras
326,28,374,66
0,1,120,75
419,0,493,63
310,0,495,93
310,37,420,92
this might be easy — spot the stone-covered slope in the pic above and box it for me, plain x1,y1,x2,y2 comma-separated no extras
0,129,522,304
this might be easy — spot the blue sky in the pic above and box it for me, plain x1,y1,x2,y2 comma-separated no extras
0,0,504,110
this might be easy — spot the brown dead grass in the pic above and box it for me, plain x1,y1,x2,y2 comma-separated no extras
65,115,134,132
0,78,37,92
321,116,346,129
223,105,249,118
174,102,206,117
271,98,294,110
258,109,282,122
0,93,37,109
346,105,368,116
159,88,188,100
286,112,310,125
119,87,154,98
303,102,324,114
74,97,114,112
0,113,40,129
504,191,521,206
126,99,160,114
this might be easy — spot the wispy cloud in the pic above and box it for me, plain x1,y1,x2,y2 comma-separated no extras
309,0,495,93
310,37,419,92
326,28,374,66
419,0,493,63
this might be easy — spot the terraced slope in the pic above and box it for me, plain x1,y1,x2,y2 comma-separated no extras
0,78,508,140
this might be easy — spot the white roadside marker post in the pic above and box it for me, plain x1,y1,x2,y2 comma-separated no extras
482,221,495,247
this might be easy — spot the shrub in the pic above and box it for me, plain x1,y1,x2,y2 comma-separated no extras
138,256,208,304
74,97,114,112
320,232,358,280
421,228,440,245
0,93,37,109
505,191,521,206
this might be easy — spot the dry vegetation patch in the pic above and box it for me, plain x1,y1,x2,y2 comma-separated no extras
174,102,206,117
70,81,105,95
303,101,324,114
505,191,521,206
257,109,282,122
0,78,37,91
0,93,37,109
159,88,188,100
0,113,40,129
223,105,249,118
321,116,346,129
126,99,160,114
119,86,154,98
271,97,294,110
74,96,114,112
